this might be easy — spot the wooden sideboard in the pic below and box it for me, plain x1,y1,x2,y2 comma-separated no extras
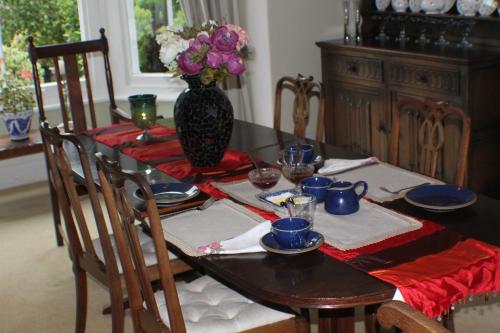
317,39,500,196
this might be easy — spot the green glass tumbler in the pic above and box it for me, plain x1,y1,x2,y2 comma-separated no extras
129,94,157,142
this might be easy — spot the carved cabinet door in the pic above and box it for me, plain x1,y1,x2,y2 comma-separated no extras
330,83,389,160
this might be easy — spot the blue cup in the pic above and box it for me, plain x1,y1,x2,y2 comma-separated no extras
271,217,312,249
300,176,334,203
286,144,315,163
325,181,368,215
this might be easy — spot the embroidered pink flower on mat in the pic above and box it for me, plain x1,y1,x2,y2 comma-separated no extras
197,242,222,255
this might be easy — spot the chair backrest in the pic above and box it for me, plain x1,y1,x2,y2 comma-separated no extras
29,28,117,134
95,153,186,333
389,99,471,186
274,74,325,142
377,301,451,333
40,122,121,285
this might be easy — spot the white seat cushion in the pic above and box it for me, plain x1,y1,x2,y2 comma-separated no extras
153,275,295,333
93,226,177,273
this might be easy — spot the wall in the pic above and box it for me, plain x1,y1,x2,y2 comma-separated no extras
240,0,343,137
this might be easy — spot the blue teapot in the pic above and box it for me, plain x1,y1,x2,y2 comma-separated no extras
325,181,368,215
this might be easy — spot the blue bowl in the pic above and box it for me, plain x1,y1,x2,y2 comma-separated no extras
300,176,334,203
287,144,315,163
271,217,312,249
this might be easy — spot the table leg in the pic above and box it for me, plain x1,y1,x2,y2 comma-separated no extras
318,308,355,333
364,304,381,333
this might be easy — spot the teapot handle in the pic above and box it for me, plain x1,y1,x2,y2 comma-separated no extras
353,181,368,200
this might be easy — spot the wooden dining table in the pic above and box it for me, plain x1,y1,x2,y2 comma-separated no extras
69,119,500,333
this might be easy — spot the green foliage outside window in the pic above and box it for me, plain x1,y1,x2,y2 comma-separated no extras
134,0,186,73
0,0,81,83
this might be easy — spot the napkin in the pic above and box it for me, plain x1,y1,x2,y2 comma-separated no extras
318,157,379,175
197,220,271,255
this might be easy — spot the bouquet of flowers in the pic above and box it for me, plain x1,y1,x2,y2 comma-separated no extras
156,21,249,85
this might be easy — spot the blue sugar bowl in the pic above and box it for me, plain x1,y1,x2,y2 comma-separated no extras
300,176,334,203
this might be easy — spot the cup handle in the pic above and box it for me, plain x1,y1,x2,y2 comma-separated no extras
353,181,368,200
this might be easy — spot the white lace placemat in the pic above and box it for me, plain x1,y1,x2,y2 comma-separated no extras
212,177,293,216
333,162,442,203
313,200,422,251
161,199,267,257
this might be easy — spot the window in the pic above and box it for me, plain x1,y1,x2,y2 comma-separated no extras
0,0,81,84
132,0,185,73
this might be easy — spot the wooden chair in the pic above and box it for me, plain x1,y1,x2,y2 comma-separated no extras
274,74,325,142
377,301,451,333
389,99,471,186
40,123,191,333
95,152,310,333
29,28,130,246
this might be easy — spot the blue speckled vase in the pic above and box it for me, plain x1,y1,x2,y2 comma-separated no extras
174,75,234,167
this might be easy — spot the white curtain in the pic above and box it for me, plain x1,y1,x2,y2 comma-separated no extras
179,0,254,122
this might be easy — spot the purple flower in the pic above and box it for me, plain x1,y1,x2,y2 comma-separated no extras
177,50,203,75
206,50,224,68
211,26,238,52
190,33,211,52
224,54,246,75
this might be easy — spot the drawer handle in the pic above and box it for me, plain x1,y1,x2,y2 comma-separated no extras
347,63,358,74
417,74,429,84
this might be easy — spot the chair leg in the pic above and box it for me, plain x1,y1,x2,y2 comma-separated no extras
109,285,125,333
442,307,455,332
74,266,87,333
102,298,129,315
364,304,381,333
48,172,64,246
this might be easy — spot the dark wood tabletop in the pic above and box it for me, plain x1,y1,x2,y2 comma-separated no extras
72,119,500,333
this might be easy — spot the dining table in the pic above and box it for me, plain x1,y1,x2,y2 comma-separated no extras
67,118,500,333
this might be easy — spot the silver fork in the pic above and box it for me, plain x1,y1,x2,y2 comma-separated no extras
379,182,431,195
162,196,217,218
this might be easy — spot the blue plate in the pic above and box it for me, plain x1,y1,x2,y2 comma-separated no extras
260,231,324,254
404,184,477,212
134,183,200,207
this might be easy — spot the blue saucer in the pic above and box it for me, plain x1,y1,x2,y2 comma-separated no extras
134,183,200,207
277,154,323,166
404,184,476,212
260,231,324,254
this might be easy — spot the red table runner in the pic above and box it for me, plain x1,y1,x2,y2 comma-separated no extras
87,122,500,318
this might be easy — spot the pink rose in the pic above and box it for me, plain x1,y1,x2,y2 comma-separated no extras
225,24,249,50
206,50,223,68
177,50,204,75
190,33,211,52
211,26,238,52
223,54,245,75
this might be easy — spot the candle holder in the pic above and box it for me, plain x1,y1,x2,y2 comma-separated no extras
129,94,158,143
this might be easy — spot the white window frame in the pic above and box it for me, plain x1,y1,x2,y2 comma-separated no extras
35,0,185,111
81,0,186,103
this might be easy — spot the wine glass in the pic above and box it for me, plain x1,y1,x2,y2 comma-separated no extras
248,168,281,196
282,143,304,166
129,94,157,142
281,163,315,189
